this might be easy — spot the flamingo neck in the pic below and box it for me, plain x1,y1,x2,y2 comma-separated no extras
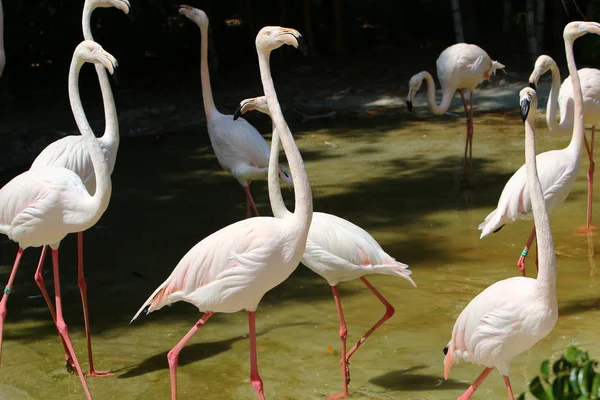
420,71,455,115
68,58,112,219
199,24,218,121
257,50,312,231
82,4,119,148
544,62,563,132
564,41,585,158
267,119,293,219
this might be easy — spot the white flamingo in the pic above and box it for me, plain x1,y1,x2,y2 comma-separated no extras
131,23,310,400
406,43,504,186
529,55,600,233
178,5,292,218
26,0,128,376
234,95,416,399
0,40,117,400
445,21,600,400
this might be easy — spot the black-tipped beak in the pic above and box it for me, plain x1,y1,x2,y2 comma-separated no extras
233,103,243,120
528,81,536,91
296,35,308,56
520,98,530,122
142,305,150,316
406,100,413,112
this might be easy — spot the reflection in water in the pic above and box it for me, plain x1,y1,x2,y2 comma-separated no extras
0,112,598,399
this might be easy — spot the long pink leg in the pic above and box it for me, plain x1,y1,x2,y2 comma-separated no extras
503,375,515,400
33,245,75,371
459,89,471,185
244,186,260,218
345,277,395,362
167,312,214,400
457,367,494,400
248,311,266,400
467,90,474,186
582,127,596,233
76,232,112,377
50,249,93,400
0,247,24,364
328,285,349,400
517,228,536,276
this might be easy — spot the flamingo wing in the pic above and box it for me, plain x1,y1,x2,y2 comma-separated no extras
30,136,97,185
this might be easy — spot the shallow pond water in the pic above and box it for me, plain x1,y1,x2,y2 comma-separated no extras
0,104,599,400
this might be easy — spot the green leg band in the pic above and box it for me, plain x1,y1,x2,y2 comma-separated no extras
4,286,11,295
521,249,529,257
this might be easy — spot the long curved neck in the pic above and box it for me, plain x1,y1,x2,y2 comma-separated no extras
421,71,455,115
199,24,218,120
565,40,585,155
527,106,556,299
544,62,563,132
68,59,112,212
82,5,119,144
267,119,293,219
258,50,312,229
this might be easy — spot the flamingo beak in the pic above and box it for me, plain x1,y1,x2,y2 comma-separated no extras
520,97,531,122
234,100,253,120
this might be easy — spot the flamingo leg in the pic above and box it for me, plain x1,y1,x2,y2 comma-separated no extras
517,228,536,276
33,245,75,372
0,247,23,364
76,232,112,377
248,311,266,400
580,126,596,234
327,285,349,400
345,277,395,362
468,90,474,186
50,249,93,400
459,89,470,185
503,375,515,400
244,186,260,218
167,312,214,400
457,367,494,400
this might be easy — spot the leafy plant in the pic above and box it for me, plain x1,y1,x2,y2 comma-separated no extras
518,346,600,400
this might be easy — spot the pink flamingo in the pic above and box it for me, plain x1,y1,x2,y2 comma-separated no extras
234,95,417,399
0,40,118,400
406,43,504,186
131,18,310,400
179,5,292,218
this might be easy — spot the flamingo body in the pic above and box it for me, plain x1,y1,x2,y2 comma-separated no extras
557,68,600,127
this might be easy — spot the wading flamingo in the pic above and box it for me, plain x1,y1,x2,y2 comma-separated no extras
529,56,600,234
179,5,292,218
0,40,117,400
27,0,129,377
234,96,416,399
406,43,504,186
446,21,600,399
131,21,310,400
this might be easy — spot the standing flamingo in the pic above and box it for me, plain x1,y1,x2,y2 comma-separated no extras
178,5,292,219
406,44,504,186
26,0,128,376
0,40,117,400
446,21,600,399
234,96,416,399
529,56,600,234
131,22,310,400
478,65,589,277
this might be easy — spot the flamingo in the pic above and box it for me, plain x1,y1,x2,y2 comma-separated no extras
130,21,310,400
406,43,504,186
0,0,4,78
178,5,292,219
26,0,128,377
445,21,600,399
234,95,417,399
0,40,117,400
529,56,600,234
478,63,590,278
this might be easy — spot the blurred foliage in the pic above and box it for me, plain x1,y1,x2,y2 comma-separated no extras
517,345,600,400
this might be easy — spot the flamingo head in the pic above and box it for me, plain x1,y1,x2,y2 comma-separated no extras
564,21,600,41
519,86,537,122
406,72,425,112
256,26,308,56
178,5,208,28
75,40,118,75
528,55,555,88
233,96,270,120
86,0,130,14
278,165,293,185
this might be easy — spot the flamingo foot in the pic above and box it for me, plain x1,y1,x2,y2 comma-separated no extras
517,256,527,277
88,369,114,377
576,225,597,236
65,357,76,374
327,391,350,400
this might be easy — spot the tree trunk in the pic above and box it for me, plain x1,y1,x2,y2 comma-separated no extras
302,0,317,57
536,0,545,52
503,0,511,34
451,0,465,43
526,0,538,64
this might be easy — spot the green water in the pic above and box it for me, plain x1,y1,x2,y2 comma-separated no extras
0,108,599,400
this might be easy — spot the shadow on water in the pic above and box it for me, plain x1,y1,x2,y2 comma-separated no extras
559,297,600,317
369,365,469,391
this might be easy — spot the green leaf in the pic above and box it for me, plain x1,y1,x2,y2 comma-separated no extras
591,374,600,399
578,360,594,396
555,357,573,375
517,393,526,400
566,346,583,364
541,360,551,381
531,376,554,400
570,368,581,395
553,375,570,400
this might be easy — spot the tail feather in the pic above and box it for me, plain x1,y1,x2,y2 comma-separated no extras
373,261,417,288
478,209,504,239
130,279,183,323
